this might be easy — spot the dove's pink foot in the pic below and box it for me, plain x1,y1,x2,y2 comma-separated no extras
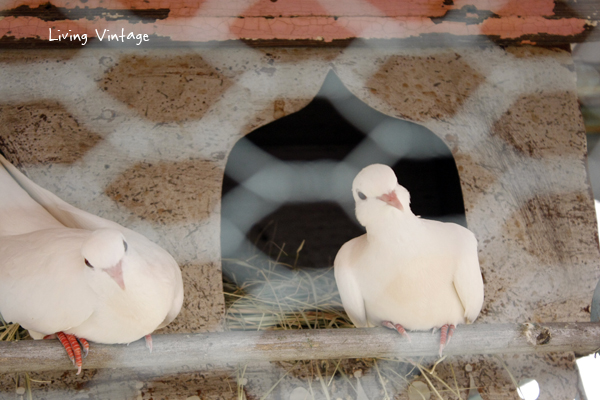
46,332,89,375
439,324,455,356
145,334,153,352
382,320,412,343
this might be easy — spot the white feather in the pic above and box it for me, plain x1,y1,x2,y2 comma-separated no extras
334,164,484,331
0,154,183,343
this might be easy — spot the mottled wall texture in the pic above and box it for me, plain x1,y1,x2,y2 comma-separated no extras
0,45,597,399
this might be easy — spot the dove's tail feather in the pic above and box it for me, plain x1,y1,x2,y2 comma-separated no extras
0,155,64,236
0,155,160,250
0,154,125,233
0,155,185,331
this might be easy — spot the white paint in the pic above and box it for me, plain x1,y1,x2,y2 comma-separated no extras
577,354,600,399
517,379,539,400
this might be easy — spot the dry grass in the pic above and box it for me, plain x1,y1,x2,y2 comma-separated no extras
220,246,487,399
1,314,34,400
0,313,29,342
223,252,354,332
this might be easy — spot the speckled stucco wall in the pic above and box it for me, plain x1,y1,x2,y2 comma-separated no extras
0,45,597,399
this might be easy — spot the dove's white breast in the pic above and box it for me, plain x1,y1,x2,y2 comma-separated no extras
70,248,178,344
0,228,179,344
0,229,96,337
337,218,481,331
0,154,184,344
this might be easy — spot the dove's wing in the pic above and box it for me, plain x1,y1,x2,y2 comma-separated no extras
334,235,369,328
157,286,184,329
132,235,183,331
452,230,484,324
0,229,95,335
0,154,121,232
0,154,184,331
0,157,64,236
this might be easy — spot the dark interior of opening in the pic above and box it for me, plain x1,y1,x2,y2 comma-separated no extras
221,71,466,281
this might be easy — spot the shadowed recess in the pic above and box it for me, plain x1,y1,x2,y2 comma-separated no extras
221,71,466,276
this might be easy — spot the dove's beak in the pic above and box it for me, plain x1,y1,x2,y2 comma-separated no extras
377,191,403,211
104,260,126,290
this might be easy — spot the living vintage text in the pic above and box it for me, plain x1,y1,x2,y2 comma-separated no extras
49,29,150,45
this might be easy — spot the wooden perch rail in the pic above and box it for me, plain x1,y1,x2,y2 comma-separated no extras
1,322,599,374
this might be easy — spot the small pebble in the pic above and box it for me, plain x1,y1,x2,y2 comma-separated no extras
408,381,430,400
465,364,473,372
16,387,25,395
289,387,309,400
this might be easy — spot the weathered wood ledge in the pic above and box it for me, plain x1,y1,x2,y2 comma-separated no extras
1,322,598,374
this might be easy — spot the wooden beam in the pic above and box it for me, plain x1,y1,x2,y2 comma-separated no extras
1,322,599,374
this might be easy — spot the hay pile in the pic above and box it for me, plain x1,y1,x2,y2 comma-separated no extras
1,314,34,400
0,314,28,342
221,249,485,399
223,254,354,331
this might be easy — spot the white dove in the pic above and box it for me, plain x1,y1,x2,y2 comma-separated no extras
0,154,184,373
334,164,484,355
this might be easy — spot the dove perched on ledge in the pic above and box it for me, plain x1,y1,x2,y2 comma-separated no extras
0,154,184,373
334,164,484,355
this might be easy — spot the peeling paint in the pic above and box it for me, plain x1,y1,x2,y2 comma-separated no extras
0,4,170,23
0,1,597,46
0,15,591,45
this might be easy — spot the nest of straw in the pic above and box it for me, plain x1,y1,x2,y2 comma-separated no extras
222,251,388,389
0,314,29,342
220,249,484,399
0,314,35,400
223,254,354,332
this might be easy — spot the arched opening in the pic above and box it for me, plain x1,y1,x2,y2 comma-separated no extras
221,71,466,282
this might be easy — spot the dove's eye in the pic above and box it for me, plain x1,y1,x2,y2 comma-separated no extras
84,259,94,269
123,240,128,252
357,191,367,200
